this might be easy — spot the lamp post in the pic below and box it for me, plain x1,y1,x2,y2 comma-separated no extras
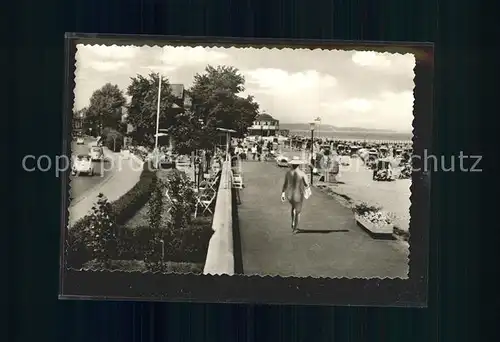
154,73,162,151
309,122,316,185
152,72,162,168
315,117,322,140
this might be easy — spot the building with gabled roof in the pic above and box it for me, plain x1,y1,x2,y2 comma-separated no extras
248,113,280,137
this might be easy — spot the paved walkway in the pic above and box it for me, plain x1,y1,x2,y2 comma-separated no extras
68,148,143,227
237,161,409,278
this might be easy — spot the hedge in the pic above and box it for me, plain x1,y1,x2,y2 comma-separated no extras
66,161,156,268
67,216,213,269
66,162,216,269
116,216,214,263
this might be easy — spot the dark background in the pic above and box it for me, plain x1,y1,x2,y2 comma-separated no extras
8,0,489,341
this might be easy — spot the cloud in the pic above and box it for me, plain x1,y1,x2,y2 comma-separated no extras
73,45,415,131
351,51,416,77
245,68,337,94
76,45,140,73
320,91,414,131
240,68,339,124
341,98,373,112
88,61,128,72
352,51,392,68
160,46,229,68
78,45,139,60
139,65,178,74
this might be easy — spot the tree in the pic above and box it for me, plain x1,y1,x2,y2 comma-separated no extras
168,108,218,155
170,65,259,154
148,178,165,230
126,73,176,148
164,170,196,231
86,193,118,268
85,83,127,134
101,127,123,152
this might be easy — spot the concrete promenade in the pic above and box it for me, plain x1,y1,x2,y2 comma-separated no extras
237,160,409,278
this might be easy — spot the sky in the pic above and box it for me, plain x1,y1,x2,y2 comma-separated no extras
74,44,416,132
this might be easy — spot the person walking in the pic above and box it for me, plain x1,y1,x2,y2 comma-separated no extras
281,156,310,233
251,145,257,160
256,144,262,161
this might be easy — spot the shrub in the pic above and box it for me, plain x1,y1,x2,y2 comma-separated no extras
112,161,156,223
102,128,123,152
84,194,119,267
148,177,165,230
82,259,204,274
144,235,166,273
114,216,213,263
65,161,214,269
65,223,92,269
180,216,214,262
66,162,156,268
164,170,196,231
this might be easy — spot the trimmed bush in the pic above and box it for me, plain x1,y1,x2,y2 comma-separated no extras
66,161,156,267
66,161,215,270
65,224,92,269
85,194,119,267
82,259,204,274
112,161,156,223
114,216,213,263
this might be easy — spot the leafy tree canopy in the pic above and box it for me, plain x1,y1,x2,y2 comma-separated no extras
126,73,176,147
85,83,126,134
170,65,259,154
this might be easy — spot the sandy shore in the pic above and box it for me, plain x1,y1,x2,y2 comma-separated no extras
314,157,411,233
274,148,410,235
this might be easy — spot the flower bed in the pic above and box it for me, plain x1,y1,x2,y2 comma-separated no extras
82,259,204,274
65,164,215,273
116,216,213,263
353,203,395,236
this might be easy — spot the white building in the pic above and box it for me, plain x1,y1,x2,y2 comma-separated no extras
248,113,279,137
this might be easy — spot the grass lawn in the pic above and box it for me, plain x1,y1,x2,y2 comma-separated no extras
84,259,204,274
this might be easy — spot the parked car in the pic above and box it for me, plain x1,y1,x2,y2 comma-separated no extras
276,155,289,167
76,137,85,145
89,146,104,161
72,155,94,176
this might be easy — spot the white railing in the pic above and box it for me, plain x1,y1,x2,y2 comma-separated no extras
203,161,235,275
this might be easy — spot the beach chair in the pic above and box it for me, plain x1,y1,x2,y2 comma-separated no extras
194,187,217,217
231,170,244,189
230,156,244,188
199,172,219,192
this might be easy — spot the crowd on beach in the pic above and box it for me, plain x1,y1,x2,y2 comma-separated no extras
128,133,413,183
226,134,413,181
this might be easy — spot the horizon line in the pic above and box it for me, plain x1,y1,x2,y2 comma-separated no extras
278,123,412,134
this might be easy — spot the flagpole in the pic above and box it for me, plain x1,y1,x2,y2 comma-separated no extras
154,73,162,151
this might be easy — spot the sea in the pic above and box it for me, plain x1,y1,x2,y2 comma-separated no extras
288,130,413,142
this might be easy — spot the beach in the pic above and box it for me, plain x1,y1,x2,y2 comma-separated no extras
285,130,413,142
323,157,411,232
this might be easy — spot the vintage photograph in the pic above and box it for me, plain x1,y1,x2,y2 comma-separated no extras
66,43,415,280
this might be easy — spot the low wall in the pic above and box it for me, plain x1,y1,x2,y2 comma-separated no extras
203,161,234,275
